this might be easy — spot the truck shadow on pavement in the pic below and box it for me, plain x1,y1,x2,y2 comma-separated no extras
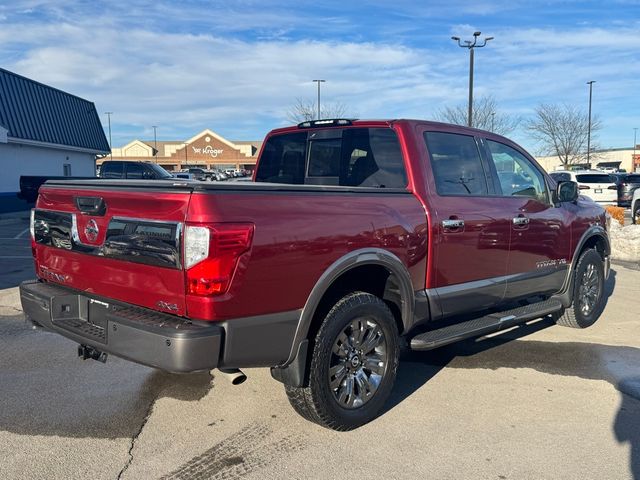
387,270,640,477
0,312,214,439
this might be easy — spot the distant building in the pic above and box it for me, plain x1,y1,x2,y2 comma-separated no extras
0,68,110,212
536,147,640,173
103,129,262,172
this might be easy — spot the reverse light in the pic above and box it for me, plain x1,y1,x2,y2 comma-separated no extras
29,208,35,239
185,223,254,296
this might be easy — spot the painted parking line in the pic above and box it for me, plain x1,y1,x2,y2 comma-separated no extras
14,228,30,239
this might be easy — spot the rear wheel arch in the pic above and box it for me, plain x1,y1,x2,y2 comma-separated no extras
272,249,415,387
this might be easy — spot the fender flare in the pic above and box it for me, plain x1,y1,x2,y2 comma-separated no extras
555,226,610,307
293,248,414,359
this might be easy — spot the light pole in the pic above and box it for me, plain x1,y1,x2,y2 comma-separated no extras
451,32,493,127
491,112,496,132
312,79,325,120
633,127,638,160
152,126,158,164
586,80,596,165
104,112,113,159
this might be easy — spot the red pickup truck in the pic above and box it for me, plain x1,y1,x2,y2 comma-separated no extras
20,119,610,430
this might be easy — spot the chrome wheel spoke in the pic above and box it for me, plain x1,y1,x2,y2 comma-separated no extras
329,363,348,390
350,319,365,347
363,355,385,375
332,332,351,358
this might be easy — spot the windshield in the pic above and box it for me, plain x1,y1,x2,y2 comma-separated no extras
147,163,172,178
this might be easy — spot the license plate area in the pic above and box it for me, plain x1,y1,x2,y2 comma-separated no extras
51,295,108,344
594,188,603,193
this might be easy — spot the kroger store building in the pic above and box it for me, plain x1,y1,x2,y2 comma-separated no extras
101,129,262,172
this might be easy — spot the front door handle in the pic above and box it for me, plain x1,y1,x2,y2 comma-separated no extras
512,216,530,226
442,219,465,231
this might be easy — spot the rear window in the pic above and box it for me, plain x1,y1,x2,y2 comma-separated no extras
625,175,640,183
101,162,123,179
255,128,407,188
423,131,488,196
575,174,614,184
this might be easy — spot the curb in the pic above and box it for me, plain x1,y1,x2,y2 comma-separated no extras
611,259,640,271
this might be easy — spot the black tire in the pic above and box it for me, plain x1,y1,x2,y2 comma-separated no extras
285,292,399,431
633,204,639,225
554,249,605,328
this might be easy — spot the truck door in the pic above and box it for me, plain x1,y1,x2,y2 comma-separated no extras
481,138,572,300
421,129,512,320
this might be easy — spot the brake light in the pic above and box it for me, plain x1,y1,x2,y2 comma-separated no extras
185,223,254,296
608,185,617,190
579,185,590,190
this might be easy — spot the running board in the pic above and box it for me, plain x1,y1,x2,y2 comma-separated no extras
410,298,563,351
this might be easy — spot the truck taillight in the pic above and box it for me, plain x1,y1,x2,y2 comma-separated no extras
185,223,254,296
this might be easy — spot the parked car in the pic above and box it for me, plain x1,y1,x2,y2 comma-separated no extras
18,174,94,203
100,161,173,180
21,119,610,431
549,170,617,205
614,174,640,208
184,168,208,181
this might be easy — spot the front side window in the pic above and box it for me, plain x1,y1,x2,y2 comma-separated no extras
424,131,488,196
486,140,548,201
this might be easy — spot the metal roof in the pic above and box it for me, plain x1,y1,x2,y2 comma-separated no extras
0,68,110,153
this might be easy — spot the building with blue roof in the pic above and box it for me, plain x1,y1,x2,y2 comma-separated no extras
0,68,110,212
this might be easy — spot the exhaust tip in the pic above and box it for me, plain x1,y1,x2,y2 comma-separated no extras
218,368,247,385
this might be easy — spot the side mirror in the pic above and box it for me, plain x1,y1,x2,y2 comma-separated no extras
556,180,578,203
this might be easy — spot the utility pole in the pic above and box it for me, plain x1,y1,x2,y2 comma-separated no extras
451,32,493,127
634,127,638,172
104,112,113,159
152,126,158,164
586,80,596,165
312,79,325,120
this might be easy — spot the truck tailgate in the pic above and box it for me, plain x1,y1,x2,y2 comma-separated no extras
33,182,192,316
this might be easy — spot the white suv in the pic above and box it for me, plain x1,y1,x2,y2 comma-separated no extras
549,170,617,205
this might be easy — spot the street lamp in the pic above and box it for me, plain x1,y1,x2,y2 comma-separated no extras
451,32,493,127
152,126,158,164
490,112,496,132
633,128,638,165
586,80,596,165
104,112,113,159
312,79,326,120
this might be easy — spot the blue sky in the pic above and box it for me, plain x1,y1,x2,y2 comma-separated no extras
0,0,639,153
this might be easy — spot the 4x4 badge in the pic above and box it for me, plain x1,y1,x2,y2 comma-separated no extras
84,219,99,242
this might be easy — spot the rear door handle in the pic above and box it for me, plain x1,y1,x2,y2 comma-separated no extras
442,219,465,230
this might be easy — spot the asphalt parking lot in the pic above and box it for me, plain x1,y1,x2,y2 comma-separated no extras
0,212,35,290
0,211,639,479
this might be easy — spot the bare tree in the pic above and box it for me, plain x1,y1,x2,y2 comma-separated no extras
526,103,601,167
286,98,351,123
436,96,520,135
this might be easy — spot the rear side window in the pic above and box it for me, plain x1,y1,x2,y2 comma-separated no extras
423,132,488,196
575,174,614,184
255,128,407,188
126,163,144,179
101,162,123,178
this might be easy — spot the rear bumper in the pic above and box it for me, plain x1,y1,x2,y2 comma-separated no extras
19,280,301,373
20,280,222,373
